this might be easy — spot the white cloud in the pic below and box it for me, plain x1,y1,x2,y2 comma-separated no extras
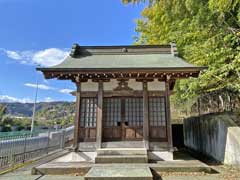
0,95,56,103
0,95,33,103
32,48,69,66
59,89,74,94
24,83,74,95
24,83,55,90
5,50,22,60
1,48,69,67
43,97,54,102
43,79,49,84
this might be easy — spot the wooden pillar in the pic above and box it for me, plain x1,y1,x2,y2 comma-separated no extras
73,82,81,151
143,81,149,150
165,76,173,150
96,81,103,149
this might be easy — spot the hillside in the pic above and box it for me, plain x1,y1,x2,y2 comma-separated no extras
0,101,75,121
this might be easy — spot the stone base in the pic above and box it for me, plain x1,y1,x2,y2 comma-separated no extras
54,152,96,162
31,162,92,175
32,160,212,176
148,151,174,161
84,166,153,180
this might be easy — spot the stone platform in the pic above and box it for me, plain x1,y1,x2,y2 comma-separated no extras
95,148,148,163
32,160,212,176
31,150,214,180
84,166,153,180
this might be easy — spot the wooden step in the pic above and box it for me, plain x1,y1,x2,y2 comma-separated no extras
95,154,148,163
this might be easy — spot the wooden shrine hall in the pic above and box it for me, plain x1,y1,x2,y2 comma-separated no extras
38,44,203,160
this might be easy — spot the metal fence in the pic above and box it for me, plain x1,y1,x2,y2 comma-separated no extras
0,126,74,169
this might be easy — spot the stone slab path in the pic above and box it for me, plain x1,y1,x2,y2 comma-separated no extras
85,166,153,180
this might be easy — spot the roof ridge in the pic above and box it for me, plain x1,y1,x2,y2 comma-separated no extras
70,44,173,57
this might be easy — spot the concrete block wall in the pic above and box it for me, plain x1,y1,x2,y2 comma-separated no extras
184,113,240,165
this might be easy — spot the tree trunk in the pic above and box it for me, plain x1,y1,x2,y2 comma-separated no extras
219,95,224,111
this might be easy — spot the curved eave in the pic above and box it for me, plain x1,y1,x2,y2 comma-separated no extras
37,66,206,74
37,66,206,82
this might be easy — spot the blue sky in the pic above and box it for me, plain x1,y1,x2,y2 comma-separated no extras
0,0,145,103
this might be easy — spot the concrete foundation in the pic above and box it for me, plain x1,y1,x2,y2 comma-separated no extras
54,152,96,163
32,160,212,176
184,113,240,165
148,151,173,161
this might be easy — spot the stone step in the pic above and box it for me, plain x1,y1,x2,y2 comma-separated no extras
95,155,148,163
101,141,145,148
97,148,147,156
84,166,153,180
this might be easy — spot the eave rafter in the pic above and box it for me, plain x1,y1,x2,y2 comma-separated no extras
43,70,199,82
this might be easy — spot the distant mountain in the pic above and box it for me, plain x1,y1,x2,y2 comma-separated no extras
0,102,75,118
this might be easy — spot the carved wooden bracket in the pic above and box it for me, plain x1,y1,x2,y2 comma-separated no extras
114,80,133,91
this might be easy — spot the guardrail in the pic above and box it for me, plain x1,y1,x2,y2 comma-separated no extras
0,126,74,169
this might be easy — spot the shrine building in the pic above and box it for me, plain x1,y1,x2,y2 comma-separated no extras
38,43,203,161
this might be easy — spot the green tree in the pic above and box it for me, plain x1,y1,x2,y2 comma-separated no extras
125,0,240,114
0,104,7,119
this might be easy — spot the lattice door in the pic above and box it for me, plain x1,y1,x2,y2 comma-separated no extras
102,98,122,140
124,97,143,140
149,97,167,141
79,97,97,141
102,97,144,141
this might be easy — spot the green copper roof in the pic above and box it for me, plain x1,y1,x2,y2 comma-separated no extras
49,54,197,69
38,44,204,72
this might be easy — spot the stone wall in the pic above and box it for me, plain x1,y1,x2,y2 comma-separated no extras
184,113,240,165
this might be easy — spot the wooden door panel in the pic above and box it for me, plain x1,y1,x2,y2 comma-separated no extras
136,128,143,138
103,127,121,140
112,128,121,138
79,128,85,140
103,97,144,141
103,98,122,141
79,127,96,141
79,98,97,142
103,127,113,139
149,97,167,141
150,126,167,140
125,128,135,139
124,98,143,140
89,128,96,139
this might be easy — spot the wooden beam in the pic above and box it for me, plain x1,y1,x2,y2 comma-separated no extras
73,82,81,151
143,81,149,150
136,79,154,82
92,79,110,82
75,90,166,98
96,81,103,149
165,76,173,151
42,68,202,80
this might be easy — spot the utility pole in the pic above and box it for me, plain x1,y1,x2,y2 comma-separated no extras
31,65,40,133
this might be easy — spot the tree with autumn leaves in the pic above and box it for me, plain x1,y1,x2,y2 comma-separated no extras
124,0,240,116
